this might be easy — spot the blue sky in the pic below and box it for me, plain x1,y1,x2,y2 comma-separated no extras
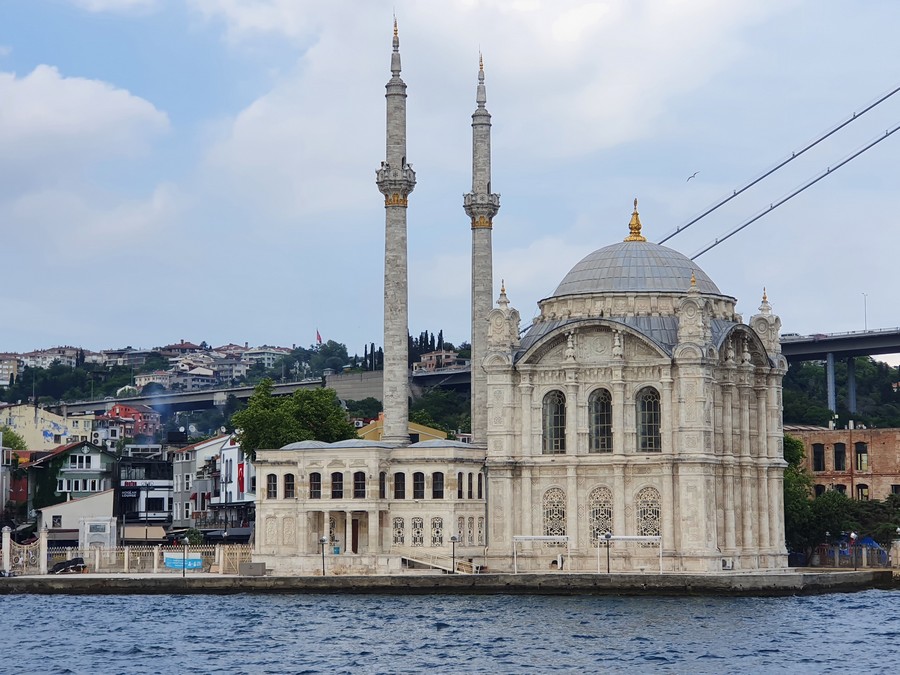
2,1,900,361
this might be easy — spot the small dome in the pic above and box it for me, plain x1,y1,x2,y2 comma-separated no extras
552,240,721,297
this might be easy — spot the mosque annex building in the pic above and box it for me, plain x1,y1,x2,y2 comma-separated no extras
253,25,789,575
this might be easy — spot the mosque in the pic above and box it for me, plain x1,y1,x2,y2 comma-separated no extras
253,25,789,574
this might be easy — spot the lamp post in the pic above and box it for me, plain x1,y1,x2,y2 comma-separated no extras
319,536,328,576
604,532,612,574
450,534,459,574
181,535,189,579
849,531,858,571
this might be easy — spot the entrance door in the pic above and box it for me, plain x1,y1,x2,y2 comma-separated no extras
351,518,359,553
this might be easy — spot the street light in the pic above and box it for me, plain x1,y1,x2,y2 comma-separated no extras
849,531,858,571
449,535,459,574
604,532,613,574
181,535,189,579
319,536,328,576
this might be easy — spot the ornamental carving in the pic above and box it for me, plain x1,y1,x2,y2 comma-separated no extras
283,517,296,546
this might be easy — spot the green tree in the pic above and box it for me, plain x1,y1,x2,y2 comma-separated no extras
0,425,27,452
345,397,382,419
231,379,357,459
783,434,814,552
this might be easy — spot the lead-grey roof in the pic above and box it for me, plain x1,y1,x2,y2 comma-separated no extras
280,440,330,450
409,440,477,449
551,241,721,297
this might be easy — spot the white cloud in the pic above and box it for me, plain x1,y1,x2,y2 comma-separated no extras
69,0,160,13
0,65,168,191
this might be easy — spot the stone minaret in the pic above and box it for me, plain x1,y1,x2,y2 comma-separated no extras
464,56,500,444
376,20,416,443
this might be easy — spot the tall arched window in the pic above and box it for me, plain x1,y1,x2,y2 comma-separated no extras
283,473,295,499
812,444,825,472
855,442,869,471
394,472,406,499
431,517,443,546
379,472,386,499
542,487,567,540
833,443,846,471
392,517,404,545
542,390,566,454
411,517,424,546
432,472,444,499
353,471,366,498
266,473,277,499
331,472,344,499
413,472,425,499
588,486,613,546
477,473,483,500
588,389,613,453
457,472,463,499
635,486,661,539
467,473,474,500
309,472,321,499
637,387,661,452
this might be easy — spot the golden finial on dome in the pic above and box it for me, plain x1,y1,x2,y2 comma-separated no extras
762,287,768,302
393,16,398,37
691,271,696,287
624,197,647,242
501,278,506,294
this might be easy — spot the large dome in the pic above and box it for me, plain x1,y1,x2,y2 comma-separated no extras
553,240,721,297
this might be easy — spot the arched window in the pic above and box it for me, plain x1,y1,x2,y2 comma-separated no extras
855,442,869,471
542,390,566,454
432,472,444,499
411,517,424,547
856,483,869,501
431,517,443,546
283,473,295,499
834,484,847,495
477,473,483,500
542,487,566,539
331,472,343,499
353,471,366,498
812,444,825,472
467,473,474,500
457,472,463,499
309,472,321,499
394,472,406,499
814,484,826,497
266,473,277,499
378,472,386,499
635,486,661,538
833,443,846,471
392,517,404,545
413,472,425,499
588,486,613,546
588,388,613,453
637,387,661,452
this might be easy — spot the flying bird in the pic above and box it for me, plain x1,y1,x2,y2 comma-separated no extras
686,171,699,182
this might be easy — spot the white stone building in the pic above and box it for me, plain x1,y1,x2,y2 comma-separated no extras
253,26,788,575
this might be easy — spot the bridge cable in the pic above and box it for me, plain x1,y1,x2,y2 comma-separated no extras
658,82,900,246
690,124,900,259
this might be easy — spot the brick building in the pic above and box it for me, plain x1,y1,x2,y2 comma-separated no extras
786,425,900,501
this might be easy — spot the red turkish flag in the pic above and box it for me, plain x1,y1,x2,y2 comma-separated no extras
238,462,245,493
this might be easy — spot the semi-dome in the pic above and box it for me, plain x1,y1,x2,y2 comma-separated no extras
551,201,722,297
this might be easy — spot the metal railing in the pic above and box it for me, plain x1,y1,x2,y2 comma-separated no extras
46,544,252,574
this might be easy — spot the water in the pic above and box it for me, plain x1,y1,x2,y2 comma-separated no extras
1,590,898,673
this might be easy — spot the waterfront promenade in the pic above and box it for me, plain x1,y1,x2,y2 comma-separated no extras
0,568,892,596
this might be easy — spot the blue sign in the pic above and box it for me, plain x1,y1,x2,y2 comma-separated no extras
164,553,203,570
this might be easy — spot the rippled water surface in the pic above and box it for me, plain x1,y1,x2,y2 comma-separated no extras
2,590,898,673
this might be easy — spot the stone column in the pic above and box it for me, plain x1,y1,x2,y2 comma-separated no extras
367,510,378,553
2,526,10,574
39,525,49,575
612,374,626,455
613,468,626,537
565,376,578,455
660,373,673,454
756,387,768,459
344,511,352,554
566,466,578,549
724,462,737,551
757,467,770,550
522,465,533,536
661,462,675,558
519,377,533,456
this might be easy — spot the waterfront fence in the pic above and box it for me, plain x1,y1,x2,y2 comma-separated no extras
810,543,891,568
4,527,253,576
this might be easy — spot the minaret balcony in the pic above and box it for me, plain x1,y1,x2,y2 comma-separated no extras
376,163,416,198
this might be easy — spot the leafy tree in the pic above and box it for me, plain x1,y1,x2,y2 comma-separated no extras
783,434,814,552
231,379,357,459
0,425,27,452
410,389,470,434
345,397,382,419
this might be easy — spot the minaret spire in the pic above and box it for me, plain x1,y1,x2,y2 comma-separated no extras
464,54,501,445
376,20,416,443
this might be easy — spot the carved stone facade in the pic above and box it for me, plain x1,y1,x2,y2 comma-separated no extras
483,204,788,573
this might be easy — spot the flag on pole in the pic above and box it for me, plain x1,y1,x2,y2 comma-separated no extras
316,329,322,345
